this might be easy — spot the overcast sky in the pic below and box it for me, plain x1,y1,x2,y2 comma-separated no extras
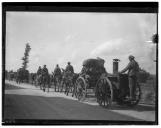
6,12,157,74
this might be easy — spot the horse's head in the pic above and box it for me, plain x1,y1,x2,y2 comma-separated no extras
61,68,65,73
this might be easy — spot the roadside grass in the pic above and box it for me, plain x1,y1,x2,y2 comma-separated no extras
5,83,24,90
139,76,156,105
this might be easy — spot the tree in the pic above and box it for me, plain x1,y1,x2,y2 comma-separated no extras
137,68,150,83
21,43,31,70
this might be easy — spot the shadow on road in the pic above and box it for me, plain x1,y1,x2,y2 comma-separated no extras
109,104,155,112
4,94,143,121
4,82,156,113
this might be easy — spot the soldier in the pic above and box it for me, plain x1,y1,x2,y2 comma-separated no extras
65,62,74,73
37,66,42,76
53,64,61,77
119,55,140,101
42,65,49,76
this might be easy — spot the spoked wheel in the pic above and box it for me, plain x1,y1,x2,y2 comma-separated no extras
96,77,113,108
126,83,141,107
75,77,87,101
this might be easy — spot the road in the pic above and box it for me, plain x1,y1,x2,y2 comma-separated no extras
3,80,155,123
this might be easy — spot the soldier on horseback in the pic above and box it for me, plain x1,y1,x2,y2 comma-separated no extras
65,62,74,73
61,62,75,95
35,66,42,87
41,65,50,92
42,65,49,76
53,64,62,91
37,66,42,76
53,64,61,77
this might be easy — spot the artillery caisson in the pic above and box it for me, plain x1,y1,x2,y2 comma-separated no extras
75,58,141,107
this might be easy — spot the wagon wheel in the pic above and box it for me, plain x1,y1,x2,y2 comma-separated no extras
76,77,87,101
127,83,141,107
96,77,113,108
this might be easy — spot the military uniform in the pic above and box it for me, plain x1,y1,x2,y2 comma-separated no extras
54,67,61,76
42,67,49,76
65,65,74,73
120,59,139,100
37,68,42,75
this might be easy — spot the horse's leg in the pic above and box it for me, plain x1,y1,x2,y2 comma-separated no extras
70,84,73,96
47,82,49,92
68,85,70,96
57,80,59,92
40,83,41,90
63,81,66,93
54,81,56,92
60,81,63,92
44,79,46,92
72,84,75,97
43,83,45,92
35,80,37,87
64,83,67,94
65,84,68,95
57,80,60,92
60,82,63,92
39,81,41,90
66,83,69,96
40,80,43,90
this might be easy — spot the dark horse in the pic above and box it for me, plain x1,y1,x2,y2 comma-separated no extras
41,74,50,92
52,72,62,92
35,74,42,88
60,69,79,96
30,73,37,85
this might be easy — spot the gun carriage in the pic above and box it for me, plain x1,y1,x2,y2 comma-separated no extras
75,58,141,107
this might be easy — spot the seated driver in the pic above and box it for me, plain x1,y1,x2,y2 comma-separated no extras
65,62,74,73
53,64,61,78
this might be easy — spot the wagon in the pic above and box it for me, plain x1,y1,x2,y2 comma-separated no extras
75,58,141,107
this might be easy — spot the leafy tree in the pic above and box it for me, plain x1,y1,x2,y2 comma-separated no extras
137,68,150,83
21,43,31,70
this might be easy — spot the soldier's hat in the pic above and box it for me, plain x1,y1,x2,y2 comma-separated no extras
129,55,135,60
68,62,71,64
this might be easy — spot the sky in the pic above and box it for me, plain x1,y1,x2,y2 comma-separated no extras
6,12,157,74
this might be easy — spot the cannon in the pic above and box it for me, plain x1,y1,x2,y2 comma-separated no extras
75,58,141,107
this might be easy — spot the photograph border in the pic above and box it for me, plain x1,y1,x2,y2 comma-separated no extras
2,2,158,125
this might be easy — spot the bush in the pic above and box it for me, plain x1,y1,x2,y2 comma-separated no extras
137,69,150,83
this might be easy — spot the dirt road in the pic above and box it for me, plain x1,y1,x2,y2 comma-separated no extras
3,80,156,123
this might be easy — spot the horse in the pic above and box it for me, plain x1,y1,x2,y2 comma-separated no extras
35,74,42,88
71,73,79,97
52,72,62,92
60,69,79,96
30,73,37,85
41,74,50,92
